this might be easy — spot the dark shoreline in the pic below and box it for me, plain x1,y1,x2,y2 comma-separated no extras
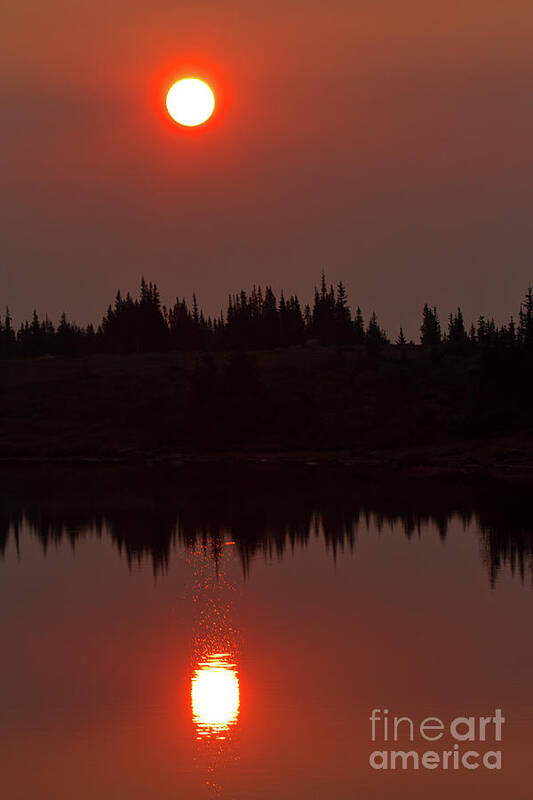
1,437,532,486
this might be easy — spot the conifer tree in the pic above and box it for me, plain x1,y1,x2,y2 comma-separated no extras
366,312,388,348
353,306,365,344
519,286,533,347
334,281,353,344
447,308,468,348
508,317,516,347
420,304,441,346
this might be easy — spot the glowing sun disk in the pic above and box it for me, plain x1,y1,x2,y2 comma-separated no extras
166,78,215,126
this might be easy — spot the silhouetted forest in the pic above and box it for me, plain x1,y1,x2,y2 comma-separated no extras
1,274,533,356
1,275,533,457
0,465,530,587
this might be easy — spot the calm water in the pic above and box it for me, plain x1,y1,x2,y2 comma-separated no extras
0,466,532,799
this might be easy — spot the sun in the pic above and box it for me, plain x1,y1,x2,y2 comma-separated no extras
166,78,215,127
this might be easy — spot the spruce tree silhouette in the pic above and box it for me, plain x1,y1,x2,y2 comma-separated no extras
420,304,442,346
396,327,406,346
447,308,468,352
353,306,365,344
519,287,533,348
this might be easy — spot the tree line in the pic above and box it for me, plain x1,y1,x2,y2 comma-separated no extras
0,274,532,357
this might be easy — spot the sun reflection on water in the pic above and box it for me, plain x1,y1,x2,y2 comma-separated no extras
191,652,240,740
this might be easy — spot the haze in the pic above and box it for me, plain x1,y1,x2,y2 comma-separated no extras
2,0,532,337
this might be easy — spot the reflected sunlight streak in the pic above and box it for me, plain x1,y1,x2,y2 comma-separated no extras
191,653,240,739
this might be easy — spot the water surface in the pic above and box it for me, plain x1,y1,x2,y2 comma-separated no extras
0,466,531,799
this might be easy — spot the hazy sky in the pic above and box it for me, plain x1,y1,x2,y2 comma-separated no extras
2,0,533,337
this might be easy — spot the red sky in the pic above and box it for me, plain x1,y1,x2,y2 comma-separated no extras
2,0,533,336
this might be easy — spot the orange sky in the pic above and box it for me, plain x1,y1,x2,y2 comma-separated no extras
2,0,533,335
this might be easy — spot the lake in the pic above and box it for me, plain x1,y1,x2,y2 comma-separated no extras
0,464,531,799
